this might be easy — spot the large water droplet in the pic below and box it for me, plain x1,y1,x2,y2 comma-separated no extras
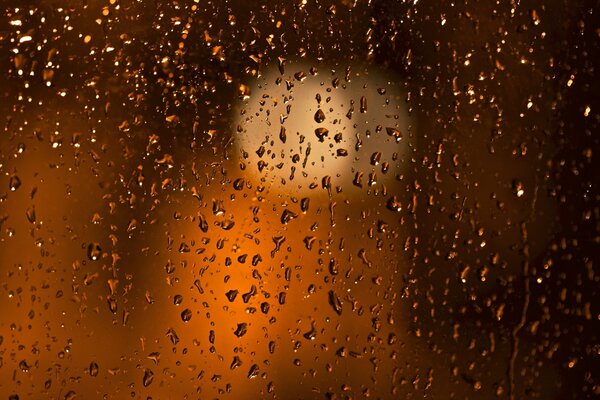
87,242,101,261
385,127,403,142
234,322,248,337
226,290,238,302
181,308,192,322
328,290,343,315
315,127,329,142
142,368,154,387
9,175,21,192
89,361,99,377
280,209,298,225
314,109,325,123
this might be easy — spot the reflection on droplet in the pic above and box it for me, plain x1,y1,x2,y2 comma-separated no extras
143,368,154,387
314,109,326,123
89,361,99,377
9,175,21,192
247,364,260,379
181,308,192,322
234,322,248,337
87,242,101,261
385,127,403,142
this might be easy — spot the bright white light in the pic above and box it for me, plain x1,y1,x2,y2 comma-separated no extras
235,62,414,196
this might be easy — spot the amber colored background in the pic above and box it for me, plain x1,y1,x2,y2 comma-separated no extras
0,0,597,399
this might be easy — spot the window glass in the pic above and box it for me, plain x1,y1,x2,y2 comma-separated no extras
0,1,597,398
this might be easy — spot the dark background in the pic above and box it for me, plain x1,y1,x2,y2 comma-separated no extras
0,0,597,398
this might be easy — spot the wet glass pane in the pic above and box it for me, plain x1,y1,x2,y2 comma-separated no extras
0,0,597,398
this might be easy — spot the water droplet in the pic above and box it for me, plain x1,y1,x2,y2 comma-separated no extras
328,290,343,315
212,200,226,216
315,127,329,142
513,180,525,197
314,109,325,123
280,209,298,225
303,324,317,340
300,198,310,212
328,258,339,275
89,361,99,377
271,236,286,257
385,127,403,142
219,219,235,230
173,294,183,305
294,71,306,81
247,364,260,379
127,219,137,232
142,368,154,387
277,57,286,74
387,196,402,212
25,206,36,223
166,328,179,345
178,242,190,253
360,96,368,113
279,126,287,143
181,308,192,322
107,296,117,314
198,213,209,232
226,290,238,302
238,83,251,100
303,236,316,250
19,360,30,372
230,356,243,370
370,152,382,166
260,302,270,314
9,175,21,192
233,178,245,190
87,242,102,261
234,322,248,337
64,391,76,400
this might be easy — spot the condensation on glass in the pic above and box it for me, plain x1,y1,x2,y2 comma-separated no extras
0,1,597,399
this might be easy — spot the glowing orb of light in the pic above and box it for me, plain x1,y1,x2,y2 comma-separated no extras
235,62,414,196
